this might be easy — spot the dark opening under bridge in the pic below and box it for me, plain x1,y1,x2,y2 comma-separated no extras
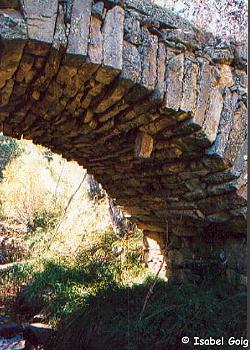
0,0,247,283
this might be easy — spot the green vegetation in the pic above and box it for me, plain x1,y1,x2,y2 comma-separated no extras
0,134,22,161
55,279,246,350
0,134,22,180
12,229,145,324
0,138,247,350
3,232,246,350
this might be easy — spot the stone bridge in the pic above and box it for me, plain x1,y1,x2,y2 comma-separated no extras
0,0,247,283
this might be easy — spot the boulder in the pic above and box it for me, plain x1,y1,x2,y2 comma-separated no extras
0,322,21,338
23,322,55,349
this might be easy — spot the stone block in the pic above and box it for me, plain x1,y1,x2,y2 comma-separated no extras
66,0,92,62
181,56,198,112
134,132,153,159
141,27,158,90
121,40,141,83
0,9,27,40
88,16,103,65
224,102,247,166
22,0,57,43
183,60,212,132
102,6,124,71
199,88,223,144
164,50,184,111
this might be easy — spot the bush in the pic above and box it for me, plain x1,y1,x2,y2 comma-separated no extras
0,134,22,161
0,142,59,227
54,279,246,350
14,227,145,324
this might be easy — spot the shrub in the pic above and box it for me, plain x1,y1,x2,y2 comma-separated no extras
15,227,145,324
54,278,246,350
0,142,58,227
0,134,22,161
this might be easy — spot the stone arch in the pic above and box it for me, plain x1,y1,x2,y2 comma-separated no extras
0,0,247,283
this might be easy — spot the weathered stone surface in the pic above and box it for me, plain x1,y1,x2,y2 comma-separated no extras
0,40,25,88
134,132,153,159
141,27,158,90
22,0,57,43
0,9,27,40
198,192,246,215
121,40,141,83
92,1,105,20
0,0,20,10
164,50,184,111
124,12,141,45
181,56,198,112
183,60,212,132
203,169,239,185
143,230,166,278
67,0,92,62
140,115,174,135
0,79,14,107
88,16,103,65
199,88,224,144
206,88,238,159
224,102,247,166
205,47,234,65
102,6,124,71
214,64,234,88
156,42,166,97
52,3,67,50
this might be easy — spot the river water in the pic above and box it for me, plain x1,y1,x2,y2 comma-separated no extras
0,334,25,350
0,310,25,350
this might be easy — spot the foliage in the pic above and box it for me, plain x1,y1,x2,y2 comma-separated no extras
7,224,246,350
54,277,246,350
13,228,145,325
0,134,22,161
0,138,137,317
0,263,35,305
0,141,88,230
0,138,246,350
0,141,60,227
3,250,246,350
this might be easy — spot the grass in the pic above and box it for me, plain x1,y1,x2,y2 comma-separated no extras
4,253,246,350
5,228,146,325
0,138,247,350
53,276,246,350
6,246,246,350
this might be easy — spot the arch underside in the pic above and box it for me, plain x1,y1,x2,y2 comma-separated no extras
0,0,247,281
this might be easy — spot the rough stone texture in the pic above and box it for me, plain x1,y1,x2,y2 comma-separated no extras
22,0,58,43
164,50,184,111
0,0,247,283
143,230,167,279
134,132,154,159
66,0,92,61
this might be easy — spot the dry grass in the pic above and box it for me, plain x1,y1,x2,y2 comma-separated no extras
0,140,114,260
0,139,146,317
